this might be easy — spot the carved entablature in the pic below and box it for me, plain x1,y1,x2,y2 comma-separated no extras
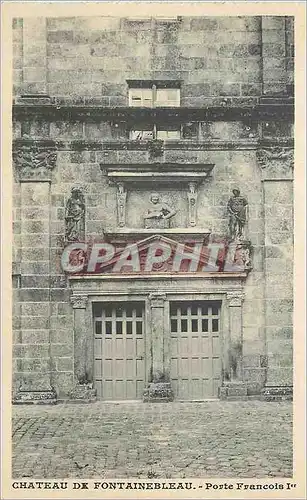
13,142,57,182
257,147,294,180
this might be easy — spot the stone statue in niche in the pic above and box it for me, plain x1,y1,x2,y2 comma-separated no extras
65,187,85,242
227,188,248,241
144,192,176,229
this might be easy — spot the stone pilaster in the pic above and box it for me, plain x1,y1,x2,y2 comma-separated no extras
258,147,294,401
220,291,247,399
70,294,96,402
13,143,57,404
143,293,173,402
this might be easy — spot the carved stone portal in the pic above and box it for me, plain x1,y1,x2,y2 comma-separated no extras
144,192,177,229
65,187,85,242
227,188,248,241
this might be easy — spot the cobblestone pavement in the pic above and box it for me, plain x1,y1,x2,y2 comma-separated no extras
12,401,292,479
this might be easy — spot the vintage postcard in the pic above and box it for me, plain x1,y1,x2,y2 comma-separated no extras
1,1,306,499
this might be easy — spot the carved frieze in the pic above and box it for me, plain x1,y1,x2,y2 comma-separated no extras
13,143,57,181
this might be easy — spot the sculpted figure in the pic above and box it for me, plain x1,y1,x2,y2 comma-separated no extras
65,187,85,242
227,188,248,241
144,193,176,229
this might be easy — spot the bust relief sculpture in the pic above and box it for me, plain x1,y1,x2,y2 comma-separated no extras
227,188,248,241
65,187,85,242
144,192,176,229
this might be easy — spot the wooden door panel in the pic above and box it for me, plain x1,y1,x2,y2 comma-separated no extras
170,301,221,400
94,302,146,400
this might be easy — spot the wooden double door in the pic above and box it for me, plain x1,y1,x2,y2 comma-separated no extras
93,299,221,401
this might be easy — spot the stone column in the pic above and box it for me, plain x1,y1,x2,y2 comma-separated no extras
257,147,294,401
13,142,57,403
70,294,96,402
143,293,173,402
220,291,247,399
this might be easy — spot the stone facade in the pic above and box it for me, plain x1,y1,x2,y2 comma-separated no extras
12,16,294,402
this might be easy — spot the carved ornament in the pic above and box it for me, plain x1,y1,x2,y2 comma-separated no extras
13,143,57,181
149,292,167,307
226,290,244,307
70,294,88,309
257,147,294,169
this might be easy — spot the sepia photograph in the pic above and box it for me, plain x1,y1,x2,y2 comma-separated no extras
1,1,306,498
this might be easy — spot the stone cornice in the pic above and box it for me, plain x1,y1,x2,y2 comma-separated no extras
13,138,294,153
102,162,215,185
12,102,294,123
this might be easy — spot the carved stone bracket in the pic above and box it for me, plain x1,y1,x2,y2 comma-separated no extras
116,182,127,227
187,182,198,227
226,290,244,307
13,143,57,181
70,294,88,309
257,147,294,170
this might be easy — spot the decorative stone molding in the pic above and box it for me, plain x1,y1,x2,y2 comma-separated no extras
13,143,57,181
70,294,88,309
67,383,97,403
143,382,174,403
261,386,293,402
187,182,198,227
13,387,57,405
103,163,215,185
149,292,167,307
226,290,244,307
257,147,294,169
13,101,294,123
116,183,127,227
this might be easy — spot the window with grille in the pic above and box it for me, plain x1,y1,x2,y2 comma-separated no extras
128,80,181,140
128,84,180,108
170,301,221,335
93,302,144,337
